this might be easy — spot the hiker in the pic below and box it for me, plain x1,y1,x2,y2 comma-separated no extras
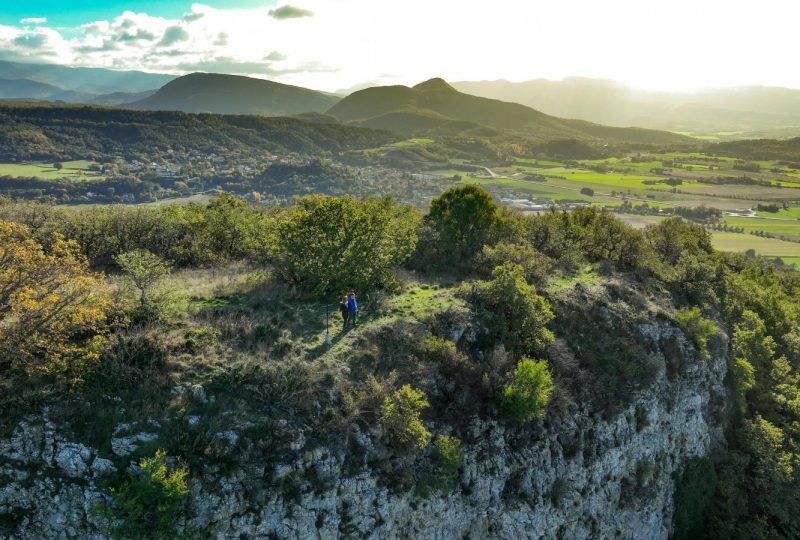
339,295,349,329
347,292,358,327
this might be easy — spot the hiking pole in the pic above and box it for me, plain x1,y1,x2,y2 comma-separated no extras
324,306,331,346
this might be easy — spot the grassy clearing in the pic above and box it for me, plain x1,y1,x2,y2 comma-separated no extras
546,264,601,293
0,160,102,180
388,284,464,320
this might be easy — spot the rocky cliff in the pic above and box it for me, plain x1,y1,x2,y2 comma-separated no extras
0,315,728,540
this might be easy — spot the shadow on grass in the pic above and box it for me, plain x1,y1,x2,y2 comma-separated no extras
192,275,385,356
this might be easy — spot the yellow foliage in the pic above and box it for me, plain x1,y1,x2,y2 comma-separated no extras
0,220,112,375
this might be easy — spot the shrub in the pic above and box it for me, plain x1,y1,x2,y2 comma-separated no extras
424,336,457,359
102,334,168,369
644,218,713,266
423,336,465,376
0,220,112,375
479,242,552,284
380,385,430,451
672,254,722,306
675,307,718,358
413,434,465,495
183,326,219,353
434,434,463,474
109,449,189,539
465,263,554,357
525,207,643,269
116,250,185,322
498,358,554,422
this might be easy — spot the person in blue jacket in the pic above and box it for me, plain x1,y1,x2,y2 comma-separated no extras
347,292,358,327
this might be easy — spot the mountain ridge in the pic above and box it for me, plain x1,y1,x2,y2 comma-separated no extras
127,72,341,116
452,78,800,138
327,77,691,144
0,60,175,95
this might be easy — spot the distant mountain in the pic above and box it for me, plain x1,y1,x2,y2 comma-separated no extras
327,78,690,144
452,78,800,139
0,101,395,163
0,60,175,95
90,90,157,106
0,78,92,102
128,73,341,116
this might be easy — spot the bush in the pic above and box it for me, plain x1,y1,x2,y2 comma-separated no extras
498,358,554,422
182,326,219,353
109,449,189,539
102,334,168,370
672,254,722,306
423,336,466,376
380,385,430,452
479,242,552,284
675,307,718,358
0,220,112,375
465,263,554,357
644,218,713,266
434,434,463,474
116,250,185,322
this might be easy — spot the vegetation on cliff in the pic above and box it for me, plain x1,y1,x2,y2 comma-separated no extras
0,186,799,538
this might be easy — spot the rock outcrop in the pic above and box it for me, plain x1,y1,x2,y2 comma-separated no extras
0,319,728,539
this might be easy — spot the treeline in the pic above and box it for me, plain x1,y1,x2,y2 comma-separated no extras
0,160,363,204
708,137,800,162
696,175,774,187
0,103,396,162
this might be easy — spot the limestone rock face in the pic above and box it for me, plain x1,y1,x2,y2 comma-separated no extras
0,320,728,540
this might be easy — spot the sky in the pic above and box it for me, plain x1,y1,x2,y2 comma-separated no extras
1,0,799,93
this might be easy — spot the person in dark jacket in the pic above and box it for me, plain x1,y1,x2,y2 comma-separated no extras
347,292,358,327
339,295,349,329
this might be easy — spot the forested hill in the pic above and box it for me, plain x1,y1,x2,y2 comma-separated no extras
327,78,692,145
0,102,396,162
706,137,800,162
127,73,341,117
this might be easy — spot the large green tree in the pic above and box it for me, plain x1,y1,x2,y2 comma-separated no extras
424,185,502,267
271,195,419,295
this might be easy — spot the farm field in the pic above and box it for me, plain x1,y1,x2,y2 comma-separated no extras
0,160,102,180
719,216,800,241
711,232,800,267
755,207,800,219
431,149,800,263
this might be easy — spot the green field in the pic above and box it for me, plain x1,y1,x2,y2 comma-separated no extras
720,216,800,241
383,137,435,148
0,160,102,181
755,207,800,219
711,232,800,266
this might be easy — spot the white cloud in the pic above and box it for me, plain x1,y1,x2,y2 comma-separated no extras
0,0,798,92
19,17,47,25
